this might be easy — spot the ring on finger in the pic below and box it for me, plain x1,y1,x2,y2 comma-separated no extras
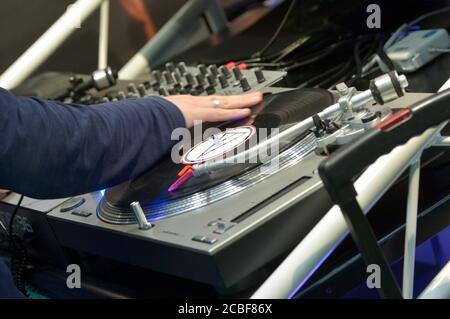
212,98,221,109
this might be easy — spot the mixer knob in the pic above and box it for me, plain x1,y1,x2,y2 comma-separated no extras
177,62,188,75
185,73,196,88
240,77,251,92
137,84,147,97
254,68,266,83
208,65,219,77
219,65,232,79
150,80,160,90
165,62,176,74
207,74,217,87
127,83,138,94
194,83,205,94
162,71,174,84
168,87,180,95
172,72,182,87
101,97,110,103
180,87,190,95
158,87,169,96
152,70,162,82
205,86,216,95
116,91,126,100
143,81,152,90
196,73,206,86
198,64,208,76
218,75,229,89
232,67,243,80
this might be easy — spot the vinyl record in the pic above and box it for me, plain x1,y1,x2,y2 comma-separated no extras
98,88,335,222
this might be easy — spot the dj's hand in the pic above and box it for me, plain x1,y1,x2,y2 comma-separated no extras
164,92,263,128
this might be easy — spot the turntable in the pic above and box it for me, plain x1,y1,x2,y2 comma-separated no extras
46,72,412,290
97,88,335,224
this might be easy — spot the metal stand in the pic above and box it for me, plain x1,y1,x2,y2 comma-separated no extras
338,197,403,298
0,0,107,90
119,0,228,79
402,158,421,299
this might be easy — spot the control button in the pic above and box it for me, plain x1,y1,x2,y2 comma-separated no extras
60,197,86,213
196,74,206,86
219,65,232,79
150,80,160,90
177,62,188,75
185,73,196,88
158,88,169,96
240,77,251,92
232,67,243,80
207,74,217,87
162,71,174,84
116,91,126,100
172,72,182,86
168,87,179,95
254,68,266,83
194,85,204,94
205,86,216,95
127,83,137,94
192,235,218,245
207,219,220,227
152,70,162,82
137,84,147,97
71,209,92,218
208,65,219,77
218,75,229,88
165,62,176,73
143,81,152,90
213,221,236,234
198,64,208,76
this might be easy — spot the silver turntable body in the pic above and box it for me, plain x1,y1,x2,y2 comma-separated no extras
45,81,429,289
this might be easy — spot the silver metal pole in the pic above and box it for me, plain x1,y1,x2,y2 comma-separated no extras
98,0,110,69
0,0,105,90
402,158,421,299
119,0,228,79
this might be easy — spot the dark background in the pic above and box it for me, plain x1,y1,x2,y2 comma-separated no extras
0,0,187,75
1,0,449,80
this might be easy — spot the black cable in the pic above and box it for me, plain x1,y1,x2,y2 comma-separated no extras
8,194,29,295
296,62,346,88
252,0,298,59
8,194,24,248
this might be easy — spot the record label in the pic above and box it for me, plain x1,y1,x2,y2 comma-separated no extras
182,126,256,164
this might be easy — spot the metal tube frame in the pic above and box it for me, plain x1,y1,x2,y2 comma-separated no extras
119,0,228,79
0,0,108,90
402,158,421,299
98,0,110,69
252,80,450,299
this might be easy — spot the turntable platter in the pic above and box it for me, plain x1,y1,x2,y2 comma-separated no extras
98,89,335,223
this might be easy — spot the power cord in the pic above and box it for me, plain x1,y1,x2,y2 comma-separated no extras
8,194,29,295
252,0,298,59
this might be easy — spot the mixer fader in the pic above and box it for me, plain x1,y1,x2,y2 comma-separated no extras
66,62,287,104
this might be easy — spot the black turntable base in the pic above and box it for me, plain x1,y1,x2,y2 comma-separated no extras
98,88,335,224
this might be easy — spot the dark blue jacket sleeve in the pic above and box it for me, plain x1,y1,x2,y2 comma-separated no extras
0,88,185,199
